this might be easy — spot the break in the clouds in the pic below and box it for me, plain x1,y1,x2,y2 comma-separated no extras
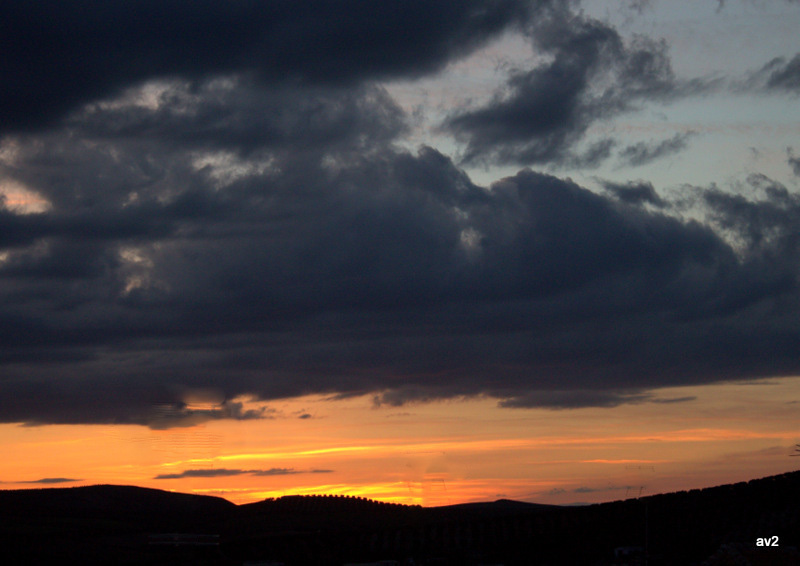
154,468,333,480
1,0,799,426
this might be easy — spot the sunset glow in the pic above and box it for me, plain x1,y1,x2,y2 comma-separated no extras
5,378,798,505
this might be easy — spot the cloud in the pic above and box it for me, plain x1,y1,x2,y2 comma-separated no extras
499,390,652,410
2,128,800,421
626,0,653,14
254,468,333,476
0,0,532,134
147,400,268,431
788,148,800,177
743,53,800,94
617,132,696,167
0,2,799,426
154,468,333,480
650,396,697,404
573,484,627,494
443,5,707,166
155,469,254,480
600,180,668,208
717,0,800,11
70,78,408,156
764,54,800,92
700,174,800,254
22,477,82,484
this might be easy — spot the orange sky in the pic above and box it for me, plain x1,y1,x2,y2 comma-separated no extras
3,376,798,506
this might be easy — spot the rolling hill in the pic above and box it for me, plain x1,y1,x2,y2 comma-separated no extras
0,471,798,564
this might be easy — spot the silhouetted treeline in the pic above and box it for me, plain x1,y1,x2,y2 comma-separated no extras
0,472,798,565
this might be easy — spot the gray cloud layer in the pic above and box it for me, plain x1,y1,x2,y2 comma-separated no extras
1,1,799,426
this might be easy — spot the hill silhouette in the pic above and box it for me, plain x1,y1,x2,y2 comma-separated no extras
0,471,798,564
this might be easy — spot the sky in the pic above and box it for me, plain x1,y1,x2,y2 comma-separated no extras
1,0,799,506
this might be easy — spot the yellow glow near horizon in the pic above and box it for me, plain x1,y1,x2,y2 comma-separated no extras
1,377,798,506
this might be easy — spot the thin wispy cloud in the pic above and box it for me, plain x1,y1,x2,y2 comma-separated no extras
617,132,696,167
22,478,82,485
154,468,333,480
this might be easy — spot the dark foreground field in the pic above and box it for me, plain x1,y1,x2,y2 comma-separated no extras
1,471,798,565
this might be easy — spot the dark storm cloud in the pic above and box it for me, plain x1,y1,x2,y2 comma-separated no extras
617,132,696,167
443,5,706,166
1,1,799,427
4,117,800,423
0,79,406,294
0,0,532,133
70,78,407,156
154,468,333,480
